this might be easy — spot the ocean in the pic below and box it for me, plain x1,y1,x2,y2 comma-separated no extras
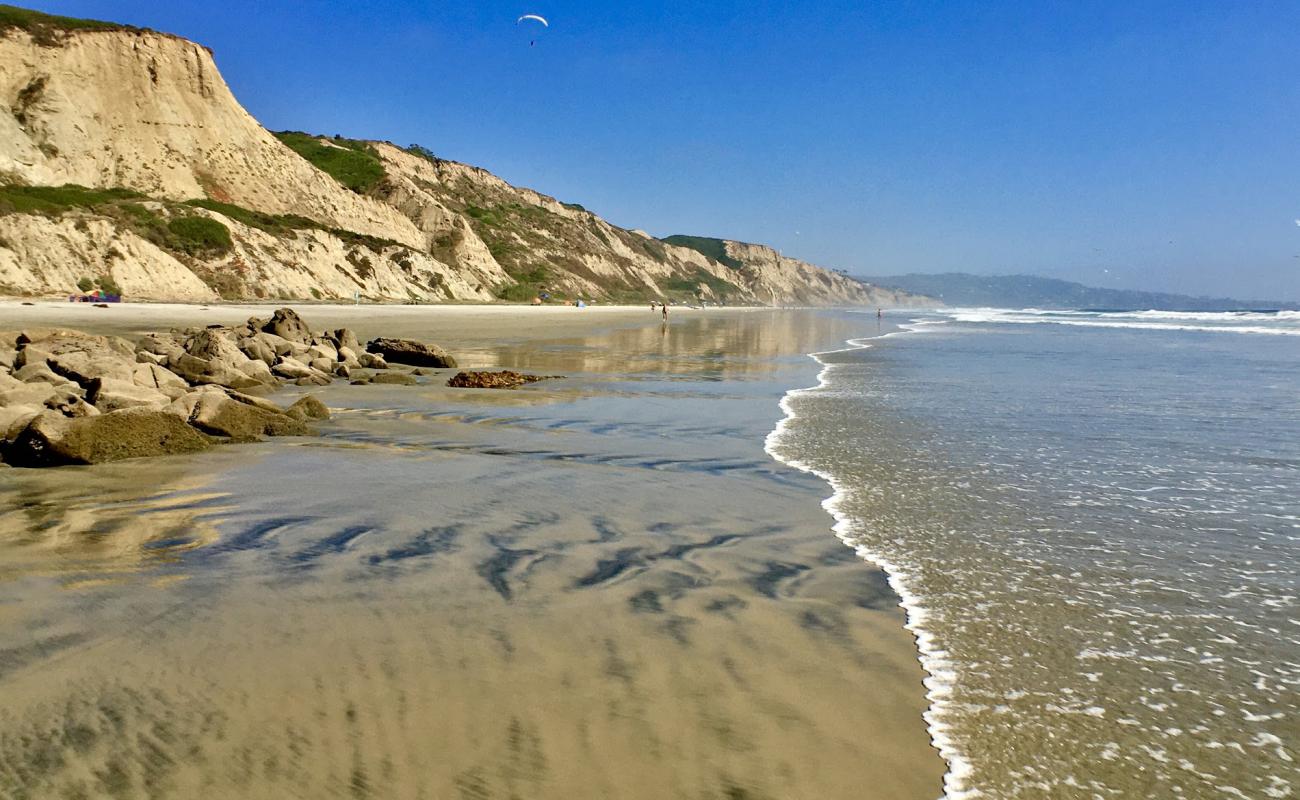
768,308,1300,798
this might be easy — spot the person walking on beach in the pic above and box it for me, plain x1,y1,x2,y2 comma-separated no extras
661,303,669,321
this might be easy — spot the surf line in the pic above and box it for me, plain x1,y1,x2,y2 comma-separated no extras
762,319,978,800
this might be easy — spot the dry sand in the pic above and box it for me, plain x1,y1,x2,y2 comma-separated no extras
0,302,944,799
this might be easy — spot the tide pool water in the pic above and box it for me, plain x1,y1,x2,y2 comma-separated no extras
769,308,1299,798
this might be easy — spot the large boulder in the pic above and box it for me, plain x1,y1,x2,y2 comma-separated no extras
306,342,338,363
15,331,136,387
0,405,43,440
4,408,211,467
0,380,60,409
333,328,362,353
446,370,552,390
86,377,170,412
365,338,457,368
271,357,314,380
238,335,278,365
167,330,271,391
261,308,313,345
184,393,308,442
286,395,330,421
131,363,190,400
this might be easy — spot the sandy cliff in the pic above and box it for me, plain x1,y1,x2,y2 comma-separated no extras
0,11,932,307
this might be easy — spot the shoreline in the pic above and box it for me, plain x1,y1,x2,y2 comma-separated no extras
0,304,944,798
763,320,968,799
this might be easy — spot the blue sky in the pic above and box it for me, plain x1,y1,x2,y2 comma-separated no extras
31,1,1300,300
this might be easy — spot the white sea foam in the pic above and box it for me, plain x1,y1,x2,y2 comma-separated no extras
939,308,1300,336
763,321,978,800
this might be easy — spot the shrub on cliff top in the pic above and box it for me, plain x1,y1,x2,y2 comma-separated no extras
272,131,386,194
0,4,150,43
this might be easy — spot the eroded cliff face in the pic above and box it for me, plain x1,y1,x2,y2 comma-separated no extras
721,240,933,308
0,28,422,247
0,21,933,307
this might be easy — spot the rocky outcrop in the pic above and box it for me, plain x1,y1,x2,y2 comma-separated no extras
0,307,445,467
447,371,553,390
365,337,457,368
5,407,211,467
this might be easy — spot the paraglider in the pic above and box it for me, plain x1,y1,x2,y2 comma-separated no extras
517,13,547,46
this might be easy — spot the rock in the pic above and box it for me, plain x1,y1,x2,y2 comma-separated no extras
238,336,277,365
336,345,360,366
350,375,373,386
44,388,99,418
307,342,338,362
358,352,387,370
0,380,59,409
333,364,352,379
446,370,553,390
224,389,290,415
366,337,457,368
164,328,273,390
411,368,435,376
131,363,190,400
169,353,265,391
0,405,43,441
370,372,417,386
185,393,308,442
334,329,362,353
308,357,335,374
253,332,295,358
286,395,330,421
237,359,276,384
13,362,67,385
135,350,168,366
16,332,136,387
184,328,247,364
0,349,16,371
294,373,332,387
86,377,171,412
271,357,314,380
136,333,185,362
4,408,211,467
261,308,313,345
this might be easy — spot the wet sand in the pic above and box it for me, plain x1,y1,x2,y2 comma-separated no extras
0,302,943,799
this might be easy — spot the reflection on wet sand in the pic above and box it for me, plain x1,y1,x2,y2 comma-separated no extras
0,309,942,799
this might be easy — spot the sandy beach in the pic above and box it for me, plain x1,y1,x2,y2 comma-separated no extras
0,301,943,799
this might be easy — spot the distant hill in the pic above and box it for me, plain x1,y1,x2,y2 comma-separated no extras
864,273,1298,311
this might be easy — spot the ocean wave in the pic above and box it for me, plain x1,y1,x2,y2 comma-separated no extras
942,308,1300,336
763,326,977,800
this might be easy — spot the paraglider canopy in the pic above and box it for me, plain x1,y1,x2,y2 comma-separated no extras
516,13,548,46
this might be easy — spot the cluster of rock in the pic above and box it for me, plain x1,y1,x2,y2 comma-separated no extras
446,371,553,390
0,308,452,467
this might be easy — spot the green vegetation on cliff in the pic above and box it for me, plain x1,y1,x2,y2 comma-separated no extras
661,235,744,269
166,216,232,256
0,4,153,43
0,184,144,214
272,132,386,193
